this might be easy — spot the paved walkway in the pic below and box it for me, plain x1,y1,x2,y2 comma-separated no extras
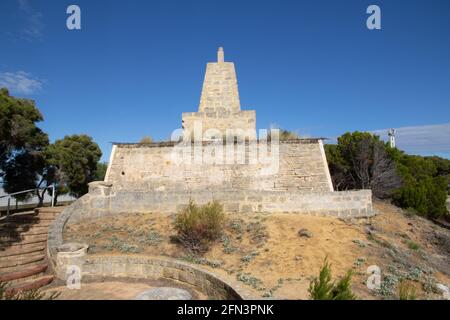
46,281,206,300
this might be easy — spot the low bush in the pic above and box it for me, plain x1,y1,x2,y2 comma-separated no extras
174,200,226,254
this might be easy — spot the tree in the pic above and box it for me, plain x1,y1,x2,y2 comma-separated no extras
326,131,449,219
95,162,108,181
392,153,448,218
45,135,102,199
326,132,401,198
308,257,356,300
0,88,48,201
2,152,46,202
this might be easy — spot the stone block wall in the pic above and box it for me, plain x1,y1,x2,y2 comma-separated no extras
105,139,333,193
51,254,250,300
63,184,373,225
181,110,256,139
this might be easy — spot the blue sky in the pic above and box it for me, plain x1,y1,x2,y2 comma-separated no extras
0,0,449,161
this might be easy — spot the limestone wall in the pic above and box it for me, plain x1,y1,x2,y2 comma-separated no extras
63,183,373,225
198,62,241,113
48,186,373,266
51,254,250,300
181,110,256,139
105,140,333,193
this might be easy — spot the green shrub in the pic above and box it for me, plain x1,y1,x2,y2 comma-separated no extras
406,240,420,251
174,200,226,254
308,257,356,300
327,132,450,220
393,176,448,219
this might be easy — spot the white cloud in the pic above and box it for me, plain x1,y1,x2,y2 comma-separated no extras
17,0,44,41
0,71,44,95
326,123,450,157
373,123,450,155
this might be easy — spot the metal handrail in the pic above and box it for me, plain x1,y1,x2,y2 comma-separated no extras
1,185,55,218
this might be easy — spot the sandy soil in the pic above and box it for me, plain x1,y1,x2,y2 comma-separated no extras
64,200,450,300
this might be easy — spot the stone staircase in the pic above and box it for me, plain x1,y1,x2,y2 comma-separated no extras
0,207,65,295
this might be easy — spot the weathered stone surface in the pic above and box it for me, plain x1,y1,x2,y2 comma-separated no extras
134,287,192,300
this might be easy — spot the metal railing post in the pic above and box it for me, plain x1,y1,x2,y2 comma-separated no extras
51,185,55,207
7,197,10,218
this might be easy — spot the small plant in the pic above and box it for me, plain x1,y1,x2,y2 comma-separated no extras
246,221,269,247
174,200,226,254
398,280,417,300
378,274,399,297
237,273,265,290
406,240,420,251
221,235,238,254
229,219,243,233
352,239,367,248
139,136,153,144
406,266,422,281
241,251,259,264
143,230,162,246
308,257,356,300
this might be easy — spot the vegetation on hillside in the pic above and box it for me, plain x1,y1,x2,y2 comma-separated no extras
325,131,450,219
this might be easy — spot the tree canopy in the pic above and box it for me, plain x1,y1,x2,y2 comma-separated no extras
0,88,49,200
1,88,104,204
326,131,450,219
45,135,102,198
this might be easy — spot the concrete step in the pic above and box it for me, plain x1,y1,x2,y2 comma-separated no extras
0,259,48,274
0,225,49,236
4,212,59,222
0,233,48,243
35,212,61,220
1,237,47,248
0,263,48,284
0,242,46,258
5,275,54,296
0,251,46,269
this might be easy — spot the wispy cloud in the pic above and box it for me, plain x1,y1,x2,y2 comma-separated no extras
0,71,44,95
17,0,44,41
373,123,450,155
326,123,450,157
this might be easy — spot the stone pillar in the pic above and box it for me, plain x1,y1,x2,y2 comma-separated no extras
55,243,88,281
218,47,224,63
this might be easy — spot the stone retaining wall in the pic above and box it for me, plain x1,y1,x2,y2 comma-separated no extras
65,184,373,224
53,254,251,300
47,188,373,265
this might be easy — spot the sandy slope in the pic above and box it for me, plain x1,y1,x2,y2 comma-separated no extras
64,200,450,300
